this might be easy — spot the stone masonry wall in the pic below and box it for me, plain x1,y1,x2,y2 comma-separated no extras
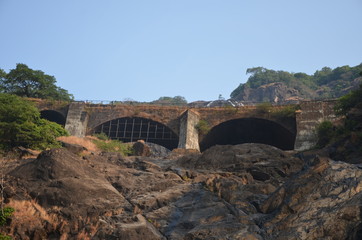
178,110,200,150
294,100,339,151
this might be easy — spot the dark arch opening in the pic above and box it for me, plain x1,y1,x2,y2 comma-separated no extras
94,117,179,150
200,118,296,152
40,110,66,127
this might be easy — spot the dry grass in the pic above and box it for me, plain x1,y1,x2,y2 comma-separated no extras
57,136,99,153
7,199,60,235
5,199,101,239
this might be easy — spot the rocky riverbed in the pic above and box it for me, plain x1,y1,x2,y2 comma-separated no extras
1,143,362,239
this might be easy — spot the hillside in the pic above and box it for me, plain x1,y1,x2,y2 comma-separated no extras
230,64,362,103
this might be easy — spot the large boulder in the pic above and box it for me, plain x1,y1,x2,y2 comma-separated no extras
133,140,151,157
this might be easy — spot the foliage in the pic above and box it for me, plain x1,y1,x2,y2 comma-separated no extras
316,121,336,148
93,132,109,141
224,105,238,114
255,102,273,115
0,63,73,101
335,84,362,115
230,63,362,100
0,94,68,150
271,105,300,118
316,83,362,149
92,139,133,156
195,120,210,135
0,207,14,226
0,234,12,240
151,96,187,106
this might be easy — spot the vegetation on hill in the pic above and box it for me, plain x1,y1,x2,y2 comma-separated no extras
231,64,362,101
0,94,68,151
0,64,73,101
316,83,362,162
151,96,187,106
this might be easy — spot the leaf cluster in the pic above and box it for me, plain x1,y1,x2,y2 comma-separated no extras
0,63,73,101
0,94,68,150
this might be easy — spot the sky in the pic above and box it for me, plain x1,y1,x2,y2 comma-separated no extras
0,1,361,102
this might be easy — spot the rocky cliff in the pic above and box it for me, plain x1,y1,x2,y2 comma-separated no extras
230,64,362,104
1,142,362,239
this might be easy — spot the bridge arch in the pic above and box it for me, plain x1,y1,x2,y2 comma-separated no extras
40,110,66,127
200,117,296,151
93,117,179,150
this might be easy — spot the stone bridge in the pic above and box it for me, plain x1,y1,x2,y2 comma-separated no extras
35,100,338,152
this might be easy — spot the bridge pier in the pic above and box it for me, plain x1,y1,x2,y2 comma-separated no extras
294,100,338,151
178,109,200,151
65,102,88,137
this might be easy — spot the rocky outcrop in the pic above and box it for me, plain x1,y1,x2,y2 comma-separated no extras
232,82,304,104
262,156,362,239
2,143,362,239
133,140,152,157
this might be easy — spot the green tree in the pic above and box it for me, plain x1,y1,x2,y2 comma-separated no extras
230,63,362,101
0,64,73,101
316,121,335,148
0,93,68,150
151,96,187,106
335,84,362,115
0,69,6,93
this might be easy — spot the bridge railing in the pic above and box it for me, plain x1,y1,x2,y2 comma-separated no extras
75,99,305,108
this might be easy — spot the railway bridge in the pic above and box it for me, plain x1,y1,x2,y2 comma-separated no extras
35,100,338,152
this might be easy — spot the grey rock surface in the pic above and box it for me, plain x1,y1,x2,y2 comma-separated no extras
2,143,362,239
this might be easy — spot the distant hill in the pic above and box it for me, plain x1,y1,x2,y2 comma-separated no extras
230,64,362,103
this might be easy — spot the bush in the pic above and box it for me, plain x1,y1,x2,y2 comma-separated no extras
316,121,336,148
0,93,68,150
335,84,362,115
0,234,12,240
92,139,133,156
195,120,210,135
0,207,14,226
271,105,299,118
93,132,109,141
255,102,272,115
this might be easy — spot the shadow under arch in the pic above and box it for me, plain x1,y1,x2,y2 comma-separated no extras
93,117,179,150
200,117,296,152
40,110,66,127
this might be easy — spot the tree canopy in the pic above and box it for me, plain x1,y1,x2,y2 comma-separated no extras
151,96,188,106
0,63,73,101
0,93,68,150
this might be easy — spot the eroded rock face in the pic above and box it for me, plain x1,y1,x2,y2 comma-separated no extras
2,144,362,239
232,82,303,104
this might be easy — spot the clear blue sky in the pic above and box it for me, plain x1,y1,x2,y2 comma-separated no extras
1,1,361,102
